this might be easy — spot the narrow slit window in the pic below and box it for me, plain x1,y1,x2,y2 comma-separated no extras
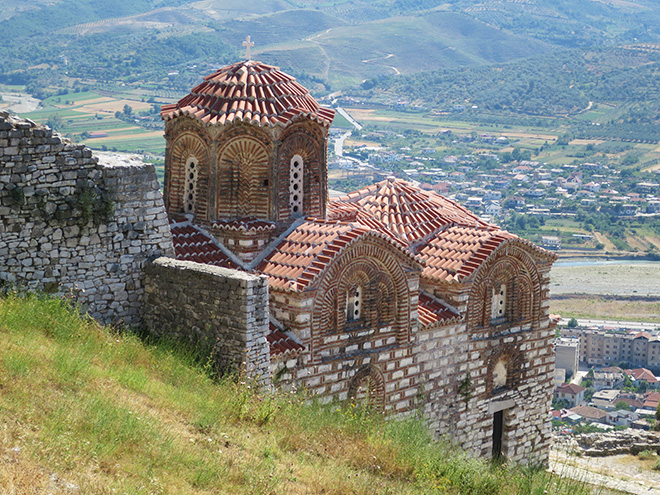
289,154,303,217
184,157,198,213
491,283,506,321
346,286,362,322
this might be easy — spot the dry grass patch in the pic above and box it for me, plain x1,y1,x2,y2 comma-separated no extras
79,99,153,114
87,131,164,142
344,108,396,122
550,295,660,322
0,294,598,495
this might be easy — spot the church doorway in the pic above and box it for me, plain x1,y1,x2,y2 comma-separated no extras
492,409,504,460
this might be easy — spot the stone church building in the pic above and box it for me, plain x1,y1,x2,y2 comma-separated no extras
157,59,558,463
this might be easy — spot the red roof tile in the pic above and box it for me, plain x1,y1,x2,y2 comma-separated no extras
257,218,418,291
161,60,334,128
556,383,585,395
418,226,516,282
267,327,304,359
569,405,608,420
626,368,659,383
170,218,237,269
329,178,491,245
417,292,460,328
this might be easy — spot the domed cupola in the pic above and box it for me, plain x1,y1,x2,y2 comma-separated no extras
161,41,334,262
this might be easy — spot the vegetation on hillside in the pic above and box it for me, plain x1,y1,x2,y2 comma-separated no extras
361,48,660,121
0,293,595,494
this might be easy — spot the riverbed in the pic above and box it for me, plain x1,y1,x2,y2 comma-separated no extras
0,92,41,114
550,260,660,296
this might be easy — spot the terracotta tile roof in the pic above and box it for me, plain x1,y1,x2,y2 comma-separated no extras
170,218,237,269
618,398,644,409
267,325,304,359
257,219,419,292
161,60,334,128
417,226,517,282
556,383,585,395
569,405,608,420
329,178,490,245
417,292,460,328
644,391,660,409
626,368,659,383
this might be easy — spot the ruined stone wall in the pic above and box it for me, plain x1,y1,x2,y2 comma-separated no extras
0,113,173,325
142,257,271,382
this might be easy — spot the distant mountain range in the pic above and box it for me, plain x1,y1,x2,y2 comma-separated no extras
2,0,660,99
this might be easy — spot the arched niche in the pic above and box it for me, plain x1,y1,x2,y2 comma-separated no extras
466,244,542,335
167,131,210,218
216,136,271,220
278,127,324,220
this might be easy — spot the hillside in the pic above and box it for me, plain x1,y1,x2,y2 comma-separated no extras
0,294,595,495
5,0,660,96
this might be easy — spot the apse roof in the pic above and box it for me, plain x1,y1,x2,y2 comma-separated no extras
161,60,335,127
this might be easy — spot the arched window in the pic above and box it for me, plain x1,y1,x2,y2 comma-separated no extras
184,157,198,213
346,285,363,322
289,154,304,216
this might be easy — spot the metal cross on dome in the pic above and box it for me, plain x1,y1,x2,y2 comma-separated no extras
243,35,255,60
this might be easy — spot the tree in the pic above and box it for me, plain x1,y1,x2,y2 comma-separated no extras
123,104,133,116
615,401,631,411
656,401,660,422
567,317,578,328
46,114,63,131
623,375,634,392
637,380,649,394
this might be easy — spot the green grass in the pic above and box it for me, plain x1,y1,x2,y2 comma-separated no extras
0,293,598,494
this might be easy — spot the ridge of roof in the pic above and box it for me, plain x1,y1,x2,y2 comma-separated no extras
161,60,334,128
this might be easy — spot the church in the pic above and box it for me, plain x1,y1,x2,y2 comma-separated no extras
158,56,558,463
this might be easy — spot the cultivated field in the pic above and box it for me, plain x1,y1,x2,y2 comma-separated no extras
15,90,170,154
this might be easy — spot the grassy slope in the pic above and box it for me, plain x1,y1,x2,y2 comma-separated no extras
0,294,595,495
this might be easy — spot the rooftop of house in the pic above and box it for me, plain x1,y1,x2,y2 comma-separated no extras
592,389,620,401
626,368,659,383
556,383,585,395
569,405,609,420
169,216,238,269
161,60,334,127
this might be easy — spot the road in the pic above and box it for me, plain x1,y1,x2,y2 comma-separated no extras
334,131,351,157
335,107,363,131
559,318,659,331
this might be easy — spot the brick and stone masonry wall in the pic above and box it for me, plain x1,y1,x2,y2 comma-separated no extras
142,257,271,382
0,113,173,325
